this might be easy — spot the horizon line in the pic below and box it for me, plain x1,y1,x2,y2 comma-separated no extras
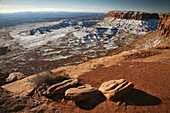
0,10,167,14
0,11,108,14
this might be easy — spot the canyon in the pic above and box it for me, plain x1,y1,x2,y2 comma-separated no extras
0,10,170,113
0,11,163,75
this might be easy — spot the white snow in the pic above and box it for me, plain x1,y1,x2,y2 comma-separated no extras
40,55,73,61
42,49,67,56
1,17,160,63
98,17,159,35
73,30,89,39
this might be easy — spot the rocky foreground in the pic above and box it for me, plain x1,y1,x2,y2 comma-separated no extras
0,46,170,113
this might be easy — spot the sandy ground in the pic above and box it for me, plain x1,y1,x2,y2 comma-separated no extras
47,48,170,113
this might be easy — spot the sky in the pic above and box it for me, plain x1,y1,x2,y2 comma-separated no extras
0,0,170,13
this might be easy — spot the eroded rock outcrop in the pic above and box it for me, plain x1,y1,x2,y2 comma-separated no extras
2,74,39,96
108,11,159,20
0,72,25,86
99,79,134,100
65,84,99,101
0,87,59,113
43,79,79,96
157,14,170,37
6,72,25,83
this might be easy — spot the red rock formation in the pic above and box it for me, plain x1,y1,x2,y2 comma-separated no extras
108,11,159,20
157,14,170,37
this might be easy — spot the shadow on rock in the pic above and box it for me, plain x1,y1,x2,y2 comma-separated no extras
117,88,162,106
75,92,106,110
0,72,9,86
0,47,11,56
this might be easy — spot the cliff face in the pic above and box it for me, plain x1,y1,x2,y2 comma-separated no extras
108,11,159,20
134,13,170,48
157,14,170,37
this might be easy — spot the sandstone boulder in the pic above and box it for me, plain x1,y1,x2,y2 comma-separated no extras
43,79,78,96
2,73,40,96
65,84,99,102
99,79,134,100
6,72,25,83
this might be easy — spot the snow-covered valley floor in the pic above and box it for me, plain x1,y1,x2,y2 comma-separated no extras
0,17,159,75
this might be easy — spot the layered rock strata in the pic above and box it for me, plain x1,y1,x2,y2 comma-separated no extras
157,14,170,37
108,11,159,20
65,84,99,101
99,79,134,100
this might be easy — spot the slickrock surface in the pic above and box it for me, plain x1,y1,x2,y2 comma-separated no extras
52,47,170,78
0,87,59,113
108,11,159,20
99,79,134,100
48,47,170,113
1,73,39,96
